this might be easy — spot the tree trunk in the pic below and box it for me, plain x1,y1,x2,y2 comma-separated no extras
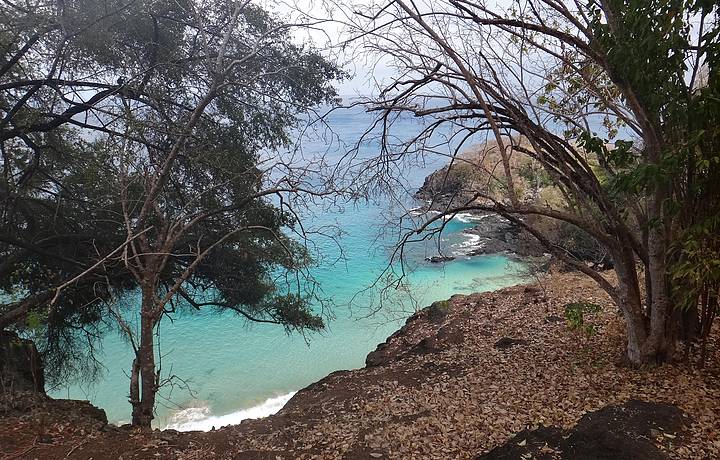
643,191,674,363
131,286,158,428
617,277,649,365
612,241,651,365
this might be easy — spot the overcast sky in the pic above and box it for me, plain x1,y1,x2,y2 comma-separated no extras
259,0,393,96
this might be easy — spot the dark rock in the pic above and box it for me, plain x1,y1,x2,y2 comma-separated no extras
426,255,455,263
410,325,465,356
415,164,465,201
412,337,440,354
494,337,528,350
53,398,108,426
436,324,464,345
0,331,44,394
476,426,564,459
365,342,394,367
561,400,684,460
476,400,686,460
159,430,179,442
427,300,452,323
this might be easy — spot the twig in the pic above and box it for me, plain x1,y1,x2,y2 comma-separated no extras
6,440,37,460
64,439,88,458
50,227,153,305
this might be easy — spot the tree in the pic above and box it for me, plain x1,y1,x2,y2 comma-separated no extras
342,0,719,365
1,0,343,427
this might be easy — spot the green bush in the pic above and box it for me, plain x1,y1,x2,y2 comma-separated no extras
564,301,602,336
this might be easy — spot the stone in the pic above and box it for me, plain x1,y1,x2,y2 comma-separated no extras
545,315,565,323
477,400,685,460
494,337,528,350
426,255,455,263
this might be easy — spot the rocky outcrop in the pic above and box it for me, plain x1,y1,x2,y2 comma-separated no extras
462,214,545,257
425,255,455,263
365,299,460,367
416,159,610,264
415,160,549,260
415,164,468,205
477,400,687,460
1,331,44,394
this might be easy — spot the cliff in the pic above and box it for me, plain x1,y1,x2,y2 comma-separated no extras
2,272,718,459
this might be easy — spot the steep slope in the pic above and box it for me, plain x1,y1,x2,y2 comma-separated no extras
2,272,718,459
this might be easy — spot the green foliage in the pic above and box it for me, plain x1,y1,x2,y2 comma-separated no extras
564,302,602,336
25,311,45,332
267,294,325,332
589,0,690,117
517,162,553,188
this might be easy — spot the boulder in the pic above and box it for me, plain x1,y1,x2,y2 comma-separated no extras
426,255,455,263
493,337,528,350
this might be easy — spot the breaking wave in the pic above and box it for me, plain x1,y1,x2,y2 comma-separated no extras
163,392,296,432
450,232,485,256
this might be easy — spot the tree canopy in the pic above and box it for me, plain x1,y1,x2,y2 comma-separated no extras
1,0,343,424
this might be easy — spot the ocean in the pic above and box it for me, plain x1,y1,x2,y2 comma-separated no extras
50,102,529,429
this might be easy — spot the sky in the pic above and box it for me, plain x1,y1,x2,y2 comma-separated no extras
259,0,393,96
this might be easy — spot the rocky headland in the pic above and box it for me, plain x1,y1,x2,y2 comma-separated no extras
414,148,547,261
414,144,611,269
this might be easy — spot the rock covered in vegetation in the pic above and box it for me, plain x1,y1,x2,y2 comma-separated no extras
0,330,44,394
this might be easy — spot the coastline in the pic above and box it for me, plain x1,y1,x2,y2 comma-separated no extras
3,271,717,459
3,163,717,459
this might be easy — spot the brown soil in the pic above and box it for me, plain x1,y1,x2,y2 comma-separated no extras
1,272,718,459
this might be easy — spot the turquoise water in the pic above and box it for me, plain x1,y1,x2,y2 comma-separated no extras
50,104,529,428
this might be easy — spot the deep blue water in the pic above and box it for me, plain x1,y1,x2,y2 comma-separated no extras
51,102,528,429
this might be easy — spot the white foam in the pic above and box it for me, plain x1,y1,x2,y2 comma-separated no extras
454,212,496,224
449,232,485,256
163,392,296,432
453,212,476,223
458,233,482,247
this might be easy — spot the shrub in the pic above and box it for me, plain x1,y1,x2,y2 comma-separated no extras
564,302,602,336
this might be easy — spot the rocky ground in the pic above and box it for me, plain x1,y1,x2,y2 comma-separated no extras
1,271,718,459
